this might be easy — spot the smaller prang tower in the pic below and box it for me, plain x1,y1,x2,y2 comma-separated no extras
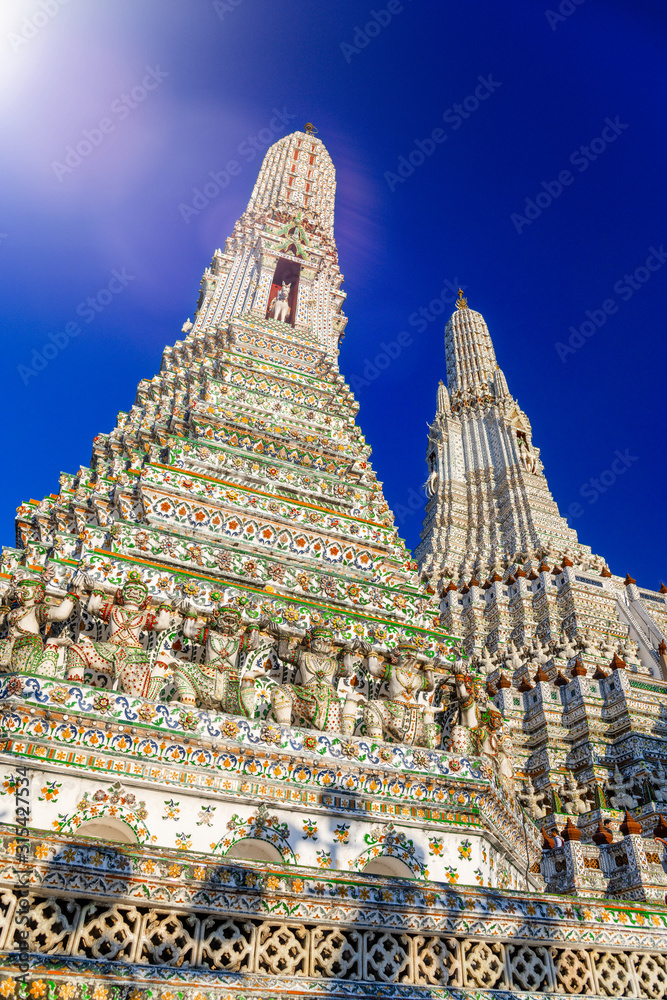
417,289,667,854
416,289,579,585
416,291,667,678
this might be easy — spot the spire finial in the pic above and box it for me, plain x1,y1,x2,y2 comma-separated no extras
304,123,318,136
455,288,468,310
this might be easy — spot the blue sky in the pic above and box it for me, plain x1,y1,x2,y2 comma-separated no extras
1,0,665,588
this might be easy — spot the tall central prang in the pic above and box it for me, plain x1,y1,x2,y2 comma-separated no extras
7,129,447,654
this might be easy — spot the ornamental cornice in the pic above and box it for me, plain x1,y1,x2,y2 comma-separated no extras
1,675,473,785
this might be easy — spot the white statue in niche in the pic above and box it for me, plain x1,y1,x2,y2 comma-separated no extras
519,779,550,820
649,763,667,804
560,773,590,816
424,469,439,497
269,282,291,323
604,765,639,810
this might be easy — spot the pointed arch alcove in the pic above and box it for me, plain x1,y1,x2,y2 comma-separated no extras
267,257,301,326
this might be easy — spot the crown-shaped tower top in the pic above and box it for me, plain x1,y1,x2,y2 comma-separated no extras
189,130,346,357
246,130,336,234
444,301,499,394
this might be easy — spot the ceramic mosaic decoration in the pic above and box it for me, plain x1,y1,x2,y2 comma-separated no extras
2,130,667,1000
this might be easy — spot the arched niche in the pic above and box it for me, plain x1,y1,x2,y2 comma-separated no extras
225,838,283,864
266,257,301,326
75,818,138,845
362,855,415,878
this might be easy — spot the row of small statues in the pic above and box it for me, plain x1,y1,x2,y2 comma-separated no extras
440,543,608,584
471,631,641,677
0,572,512,760
519,765,667,820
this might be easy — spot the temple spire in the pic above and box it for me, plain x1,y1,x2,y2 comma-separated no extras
189,130,346,356
245,129,336,233
417,298,580,593
445,300,499,394
436,379,450,414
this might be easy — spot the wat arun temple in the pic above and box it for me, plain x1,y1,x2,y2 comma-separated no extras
3,129,667,999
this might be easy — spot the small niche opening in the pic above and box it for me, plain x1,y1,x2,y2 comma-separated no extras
75,819,138,844
226,838,283,863
267,257,301,327
362,855,415,878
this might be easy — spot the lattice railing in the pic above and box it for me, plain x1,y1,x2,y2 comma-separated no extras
4,890,667,996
